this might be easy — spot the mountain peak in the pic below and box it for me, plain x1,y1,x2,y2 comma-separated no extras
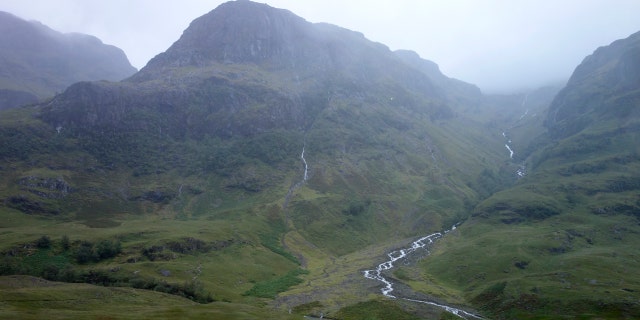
141,0,312,69
131,0,439,99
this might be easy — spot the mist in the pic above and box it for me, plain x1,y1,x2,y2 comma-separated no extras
2,0,639,93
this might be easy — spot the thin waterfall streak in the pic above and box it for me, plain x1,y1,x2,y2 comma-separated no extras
505,144,514,158
301,146,308,181
283,142,309,209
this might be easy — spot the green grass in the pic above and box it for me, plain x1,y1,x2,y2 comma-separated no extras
243,268,308,298
0,206,302,304
333,299,424,320
0,96,505,318
421,212,640,319
0,275,300,320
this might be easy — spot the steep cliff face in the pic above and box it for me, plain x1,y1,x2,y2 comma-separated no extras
45,1,466,139
132,1,441,97
0,11,137,109
546,31,640,138
141,0,314,68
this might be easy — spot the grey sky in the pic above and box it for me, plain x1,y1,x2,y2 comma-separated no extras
2,0,640,93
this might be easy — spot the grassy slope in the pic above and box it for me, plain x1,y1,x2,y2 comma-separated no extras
418,115,640,318
0,275,299,320
0,99,498,320
0,80,508,318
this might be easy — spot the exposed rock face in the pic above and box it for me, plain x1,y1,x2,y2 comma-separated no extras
43,1,480,139
18,176,72,199
132,1,443,98
141,0,314,68
546,31,640,138
0,11,137,109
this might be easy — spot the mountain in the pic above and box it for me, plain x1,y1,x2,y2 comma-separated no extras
420,31,640,319
2,1,638,319
0,2,500,318
33,0,501,255
0,11,137,110
394,49,483,111
546,31,640,138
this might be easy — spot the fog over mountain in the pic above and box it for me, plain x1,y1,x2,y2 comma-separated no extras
0,11,137,109
1,1,640,319
2,0,639,93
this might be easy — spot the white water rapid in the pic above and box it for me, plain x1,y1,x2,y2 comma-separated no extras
501,93,533,177
363,225,484,319
504,142,514,159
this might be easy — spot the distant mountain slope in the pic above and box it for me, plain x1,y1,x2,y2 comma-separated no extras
546,30,640,138
0,11,137,109
394,49,483,110
423,31,640,319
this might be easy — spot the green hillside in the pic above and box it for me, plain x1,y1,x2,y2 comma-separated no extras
419,31,640,319
1,1,639,319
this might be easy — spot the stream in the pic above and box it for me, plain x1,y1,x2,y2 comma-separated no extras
283,143,309,209
502,93,531,178
301,145,309,182
363,225,484,319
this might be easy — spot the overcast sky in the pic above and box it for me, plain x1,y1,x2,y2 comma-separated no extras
2,0,640,93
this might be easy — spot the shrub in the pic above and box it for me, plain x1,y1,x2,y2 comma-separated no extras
35,235,51,248
74,239,121,263
60,235,70,251
75,241,96,264
95,240,121,260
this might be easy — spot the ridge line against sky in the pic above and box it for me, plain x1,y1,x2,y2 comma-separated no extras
2,0,640,93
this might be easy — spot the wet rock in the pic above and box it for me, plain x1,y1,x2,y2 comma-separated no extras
17,176,72,199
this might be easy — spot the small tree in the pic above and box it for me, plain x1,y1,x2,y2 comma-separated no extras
75,241,95,264
36,235,51,249
60,235,70,251
95,240,121,260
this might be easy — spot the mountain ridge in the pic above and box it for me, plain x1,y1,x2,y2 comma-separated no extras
1,1,638,319
0,11,137,110
546,30,640,138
